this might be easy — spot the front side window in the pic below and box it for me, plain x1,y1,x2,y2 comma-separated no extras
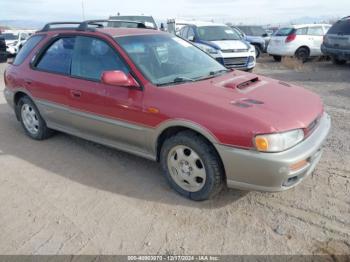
36,37,75,74
187,27,195,40
197,26,241,41
13,35,45,66
116,34,226,86
71,36,128,81
2,33,18,40
307,27,324,36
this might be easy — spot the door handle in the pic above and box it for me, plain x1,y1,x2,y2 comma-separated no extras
70,90,82,99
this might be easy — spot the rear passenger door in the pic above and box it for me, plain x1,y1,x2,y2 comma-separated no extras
68,35,147,152
31,36,76,131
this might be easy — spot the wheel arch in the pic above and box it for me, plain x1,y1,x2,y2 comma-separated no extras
154,120,224,166
13,90,35,120
295,45,310,55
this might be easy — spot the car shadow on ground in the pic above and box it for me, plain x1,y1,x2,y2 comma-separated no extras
0,104,248,208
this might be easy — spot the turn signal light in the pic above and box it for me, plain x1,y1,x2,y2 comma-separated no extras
255,137,269,151
289,160,308,172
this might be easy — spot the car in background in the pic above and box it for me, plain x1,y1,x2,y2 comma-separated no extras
2,31,31,56
109,15,158,29
0,35,7,62
267,24,331,62
232,26,267,58
321,16,350,65
178,22,256,71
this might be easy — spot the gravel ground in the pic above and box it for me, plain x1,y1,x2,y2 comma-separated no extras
0,56,349,255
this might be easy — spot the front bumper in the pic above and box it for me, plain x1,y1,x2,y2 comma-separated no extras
215,113,331,192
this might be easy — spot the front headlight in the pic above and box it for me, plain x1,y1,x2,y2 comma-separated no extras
203,46,219,54
254,129,304,152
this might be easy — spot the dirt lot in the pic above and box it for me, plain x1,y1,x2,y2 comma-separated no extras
0,56,349,255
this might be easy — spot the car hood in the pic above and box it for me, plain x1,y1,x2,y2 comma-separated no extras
164,70,323,135
210,40,250,51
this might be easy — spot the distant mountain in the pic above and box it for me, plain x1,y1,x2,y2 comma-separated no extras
0,20,45,30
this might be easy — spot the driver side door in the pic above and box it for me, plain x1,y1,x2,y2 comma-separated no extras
68,35,149,154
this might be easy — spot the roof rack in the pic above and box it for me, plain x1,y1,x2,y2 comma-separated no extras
39,22,82,32
39,19,150,32
78,19,148,31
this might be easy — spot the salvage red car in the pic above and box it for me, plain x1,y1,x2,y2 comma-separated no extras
3,21,331,200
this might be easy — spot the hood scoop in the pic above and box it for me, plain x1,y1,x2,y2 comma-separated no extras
223,75,260,91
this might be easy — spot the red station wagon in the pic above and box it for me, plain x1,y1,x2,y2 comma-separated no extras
3,20,331,201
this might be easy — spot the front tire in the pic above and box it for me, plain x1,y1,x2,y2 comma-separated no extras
160,131,225,201
17,96,53,140
254,45,262,58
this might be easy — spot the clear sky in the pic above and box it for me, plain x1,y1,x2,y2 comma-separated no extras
1,0,349,25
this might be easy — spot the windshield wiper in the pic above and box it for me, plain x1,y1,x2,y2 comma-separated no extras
195,69,230,81
157,76,195,86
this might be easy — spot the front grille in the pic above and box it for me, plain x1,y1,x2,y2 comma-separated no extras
223,57,248,68
221,49,248,53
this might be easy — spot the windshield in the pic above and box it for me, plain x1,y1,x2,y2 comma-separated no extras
197,26,241,41
238,26,267,36
116,34,227,86
275,28,295,36
110,16,157,29
2,33,18,40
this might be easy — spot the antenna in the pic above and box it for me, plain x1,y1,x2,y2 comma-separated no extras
81,0,85,20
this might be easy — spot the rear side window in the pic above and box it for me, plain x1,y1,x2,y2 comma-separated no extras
307,27,324,36
71,36,128,81
296,28,307,35
328,19,350,35
36,37,75,75
13,35,44,66
275,28,294,36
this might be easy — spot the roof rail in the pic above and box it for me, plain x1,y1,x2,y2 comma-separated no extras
77,19,148,31
341,16,350,20
39,22,82,32
39,19,151,33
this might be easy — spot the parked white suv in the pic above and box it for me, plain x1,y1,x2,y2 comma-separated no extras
2,30,32,55
178,21,256,71
267,24,331,62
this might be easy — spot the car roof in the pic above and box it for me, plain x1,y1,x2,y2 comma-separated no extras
287,24,332,29
186,21,227,27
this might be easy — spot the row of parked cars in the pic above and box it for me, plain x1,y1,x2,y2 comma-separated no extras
168,16,350,68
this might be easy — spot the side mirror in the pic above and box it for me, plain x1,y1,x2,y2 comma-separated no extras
188,35,195,42
101,71,140,88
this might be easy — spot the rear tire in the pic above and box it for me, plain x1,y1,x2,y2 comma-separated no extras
331,57,347,65
160,131,225,201
295,47,310,63
273,55,282,62
16,96,54,140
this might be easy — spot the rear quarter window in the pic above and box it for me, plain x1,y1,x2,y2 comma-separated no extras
275,28,294,36
328,19,350,35
13,35,45,66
